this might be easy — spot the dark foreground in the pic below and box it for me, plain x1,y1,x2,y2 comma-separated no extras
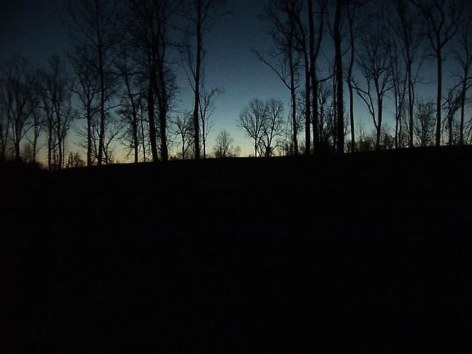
2,147,472,353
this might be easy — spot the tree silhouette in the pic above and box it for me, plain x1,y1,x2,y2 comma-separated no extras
354,5,393,151
333,0,344,153
213,129,235,158
239,98,285,157
126,0,178,162
239,98,266,157
391,0,425,149
40,56,75,170
415,100,436,147
258,0,303,156
182,0,227,160
412,0,463,147
68,0,119,166
1,57,34,161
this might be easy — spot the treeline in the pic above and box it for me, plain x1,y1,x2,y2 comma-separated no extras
0,0,229,169
253,0,472,155
0,0,471,169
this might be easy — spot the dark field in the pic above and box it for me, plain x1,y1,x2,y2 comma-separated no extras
2,147,472,353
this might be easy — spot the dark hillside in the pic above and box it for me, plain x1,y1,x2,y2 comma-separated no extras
2,147,472,353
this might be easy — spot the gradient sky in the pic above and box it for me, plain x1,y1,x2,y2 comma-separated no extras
1,0,293,159
0,0,455,160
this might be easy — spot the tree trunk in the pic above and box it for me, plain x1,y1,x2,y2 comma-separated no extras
193,1,203,160
435,46,442,147
304,52,311,155
334,0,344,154
308,0,319,153
459,75,467,145
95,0,106,166
289,45,299,156
148,74,159,162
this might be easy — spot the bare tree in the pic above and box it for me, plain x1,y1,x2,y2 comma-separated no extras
257,0,303,156
69,45,99,167
443,86,461,145
213,129,235,158
182,0,227,160
389,39,408,149
27,74,44,163
308,0,328,153
40,56,75,170
127,0,178,162
239,98,267,157
333,0,344,153
0,69,11,160
199,87,220,158
1,57,34,161
261,98,285,157
68,0,119,166
239,98,285,157
354,8,393,151
454,16,472,145
345,0,366,152
391,0,425,148
412,0,463,146
171,113,194,159
414,100,436,147
114,40,147,163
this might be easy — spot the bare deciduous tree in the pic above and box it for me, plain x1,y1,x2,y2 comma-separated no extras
415,100,436,147
1,57,34,161
213,129,235,158
40,56,75,170
354,8,393,151
257,0,303,156
239,98,266,157
391,0,425,148
127,0,178,162
181,0,227,160
238,98,285,157
412,0,463,146
171,113,194,159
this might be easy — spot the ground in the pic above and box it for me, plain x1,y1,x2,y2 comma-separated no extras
1,147,471,353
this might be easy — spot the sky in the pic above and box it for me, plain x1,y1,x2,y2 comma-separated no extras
0,0,292,159
1,0,464,161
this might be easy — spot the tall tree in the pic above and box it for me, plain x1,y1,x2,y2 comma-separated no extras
345,0,365,152
68,0,118,166
199,87,220,158
213,129,235,158
333,0,344,153
260,98,285,157
454,16,472,145
308,0,327,153
40,56,75,170
69,45,99,167
392,0,425,148
127,0,178,162
414,100,436,147
238,98,267,157
354,7,393,151
183,0,226,160
257,0,303,156
1,57,34,161
412,0,463,146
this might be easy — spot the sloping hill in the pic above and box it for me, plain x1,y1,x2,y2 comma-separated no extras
2,147,472,353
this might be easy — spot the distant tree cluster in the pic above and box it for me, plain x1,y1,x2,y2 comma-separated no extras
256,0,472,154
1,0,471,169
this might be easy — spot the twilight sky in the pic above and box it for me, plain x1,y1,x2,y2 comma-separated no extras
0,0,292,158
